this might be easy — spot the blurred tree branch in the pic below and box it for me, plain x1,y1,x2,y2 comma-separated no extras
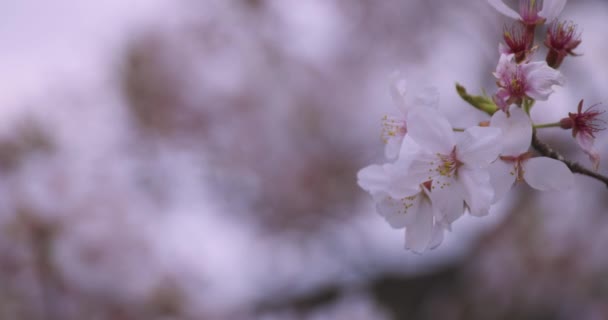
531,130,608,188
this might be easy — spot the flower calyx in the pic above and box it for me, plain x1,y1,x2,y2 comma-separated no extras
545,20,582,68
501,23,536,63
560,100,606,137
499,152,534,182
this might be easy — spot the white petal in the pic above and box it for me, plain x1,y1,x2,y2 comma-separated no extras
427,185,464,229
539,0,567,23
407,108,455,154
404,197,434,253
412,87,440,109
489,160,517,203
457,126,502,168
523,157,574,191
389,71,409,113
384,162,424,198
459,167,494,216
576,132,600,170
373,192,421,229
490,106,532,155
427,223,445,250
357,164,389,194
358,162,419,199
401,152,440,184
398,135,421,160
487,0,522,20
523,61,565,101
389,72,439,113
384,135,403,159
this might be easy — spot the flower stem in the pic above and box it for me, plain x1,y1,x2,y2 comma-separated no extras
533,122,561,129
523,98,535,115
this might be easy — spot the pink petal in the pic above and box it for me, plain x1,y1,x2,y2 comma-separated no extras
523,61,565,101
576,132,601,170
493,88,511,112
494,54,516,82
498,42,511,55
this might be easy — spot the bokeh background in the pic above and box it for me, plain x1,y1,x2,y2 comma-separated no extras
1,0,608,319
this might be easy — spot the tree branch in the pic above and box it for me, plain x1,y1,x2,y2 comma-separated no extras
531,130,608,188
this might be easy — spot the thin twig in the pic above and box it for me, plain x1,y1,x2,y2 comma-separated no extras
531,130,608,188
533,122,561,129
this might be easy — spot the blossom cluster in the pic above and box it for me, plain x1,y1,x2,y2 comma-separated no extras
358,0,605,253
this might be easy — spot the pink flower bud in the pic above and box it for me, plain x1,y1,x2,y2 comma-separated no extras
501,24,534,63
545,20,582,68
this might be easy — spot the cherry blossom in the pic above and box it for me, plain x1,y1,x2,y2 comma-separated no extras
488,0,567,25
489,107,574,202
560,100,606,170
382,73,439,159
357,104,503,251
493,54,565,112
354,1,608,254
357,154,446,253
400,108,502,218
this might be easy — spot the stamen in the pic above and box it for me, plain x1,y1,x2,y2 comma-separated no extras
381,115,407,143
385,194,418,215
431,147,463,186
500,152,533,182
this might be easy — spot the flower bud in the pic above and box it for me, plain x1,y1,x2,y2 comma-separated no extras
545,20,582,69
500,24,534,63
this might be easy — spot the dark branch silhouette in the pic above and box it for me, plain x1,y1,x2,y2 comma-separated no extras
531,130,608,188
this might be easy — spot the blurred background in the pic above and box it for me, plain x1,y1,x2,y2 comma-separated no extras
0,0,607,319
